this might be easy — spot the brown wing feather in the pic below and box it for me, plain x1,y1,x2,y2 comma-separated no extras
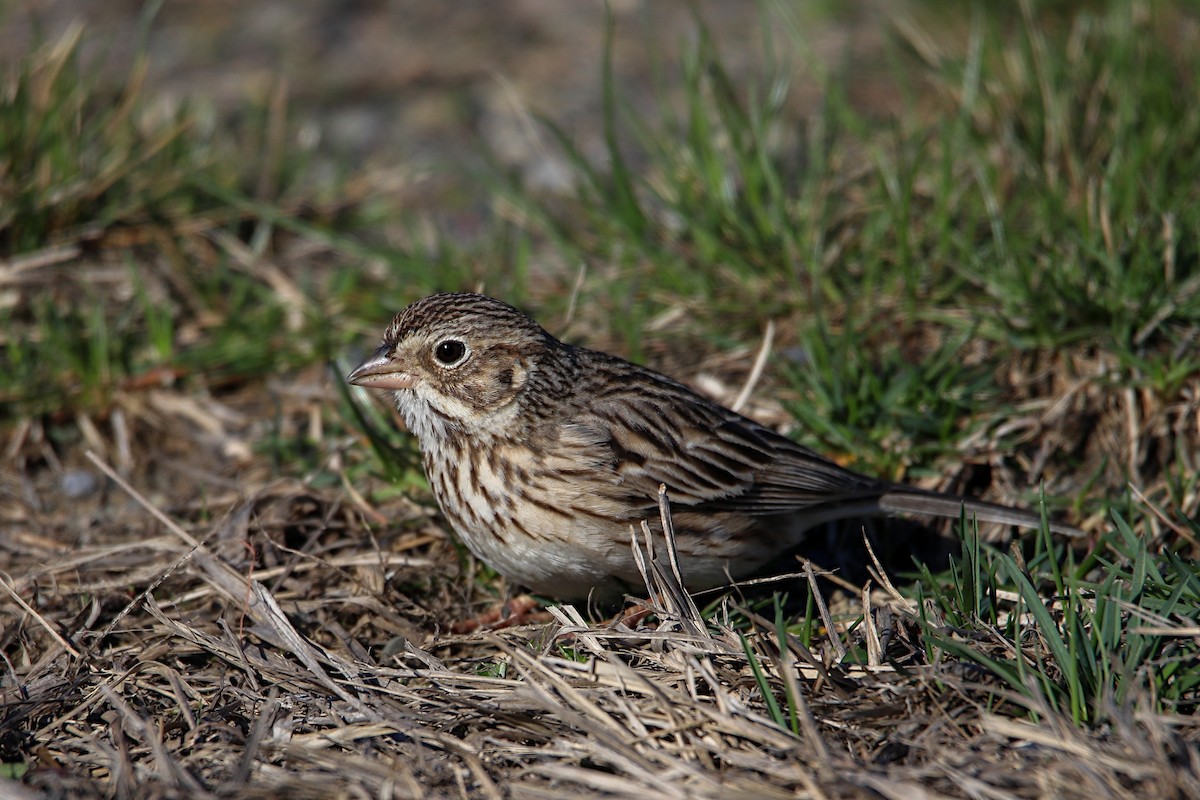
571,357,887,515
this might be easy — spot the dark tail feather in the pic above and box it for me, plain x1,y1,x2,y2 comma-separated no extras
876,489,1082,538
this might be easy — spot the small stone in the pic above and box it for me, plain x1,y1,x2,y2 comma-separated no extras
61,470,98,499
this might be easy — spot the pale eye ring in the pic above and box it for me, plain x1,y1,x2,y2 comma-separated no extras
433,339,469,367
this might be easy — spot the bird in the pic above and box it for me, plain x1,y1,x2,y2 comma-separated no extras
348,292,1077,601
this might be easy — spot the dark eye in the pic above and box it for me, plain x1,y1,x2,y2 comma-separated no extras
434,339,467,365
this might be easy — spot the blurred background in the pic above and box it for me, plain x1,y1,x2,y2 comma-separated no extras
1,1,892,222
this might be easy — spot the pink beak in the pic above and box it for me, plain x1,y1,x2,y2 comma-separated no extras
347,350,417,391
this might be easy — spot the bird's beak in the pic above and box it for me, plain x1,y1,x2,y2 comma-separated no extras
347,349,417,391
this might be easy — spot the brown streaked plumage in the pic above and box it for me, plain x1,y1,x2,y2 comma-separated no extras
348,292,1077,601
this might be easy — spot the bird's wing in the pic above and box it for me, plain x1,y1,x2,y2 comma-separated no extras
566,373,885,514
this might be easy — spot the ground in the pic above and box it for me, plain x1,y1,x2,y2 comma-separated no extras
2,2,1198,799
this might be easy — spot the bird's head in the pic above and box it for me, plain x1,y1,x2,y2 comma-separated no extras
348,292,555,437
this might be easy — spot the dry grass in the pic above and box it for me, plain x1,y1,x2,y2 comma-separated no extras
3,383,1197,798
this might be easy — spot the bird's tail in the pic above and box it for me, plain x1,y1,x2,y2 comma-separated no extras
875,488,1082,538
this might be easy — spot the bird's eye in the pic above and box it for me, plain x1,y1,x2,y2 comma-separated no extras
434,339,468,366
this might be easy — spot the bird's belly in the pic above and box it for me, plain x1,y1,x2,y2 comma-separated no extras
452,507,635,599
441,492,783,600
423,453,634,597
423,449,788,600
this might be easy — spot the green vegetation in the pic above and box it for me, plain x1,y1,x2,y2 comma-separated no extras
916,516,1200,725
